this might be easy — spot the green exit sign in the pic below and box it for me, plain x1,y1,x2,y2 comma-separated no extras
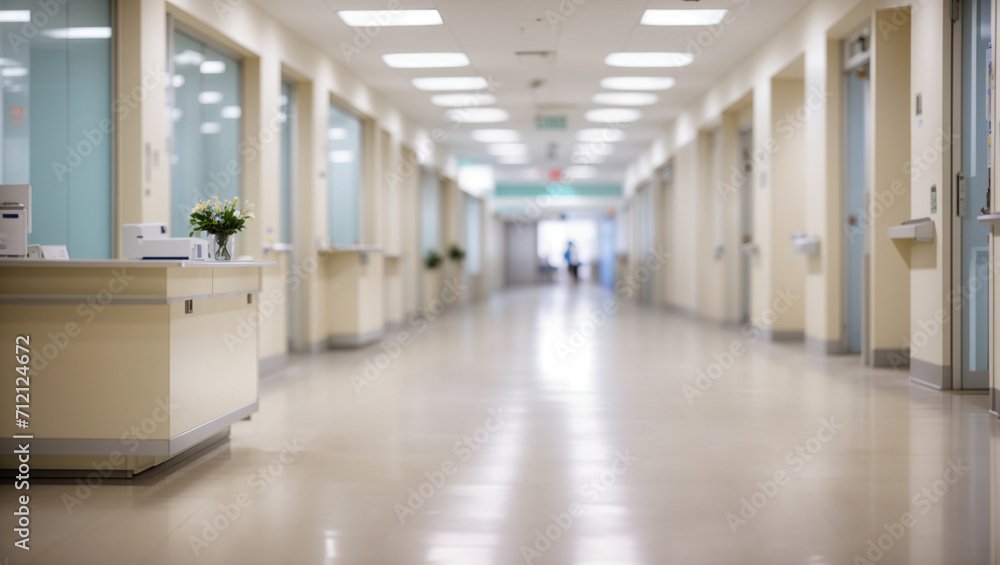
535,115,566,130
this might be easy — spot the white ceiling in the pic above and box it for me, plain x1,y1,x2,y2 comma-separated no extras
251,0,814,185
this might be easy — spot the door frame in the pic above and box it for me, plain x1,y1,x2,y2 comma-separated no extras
950,0,992,390
840,26,873,361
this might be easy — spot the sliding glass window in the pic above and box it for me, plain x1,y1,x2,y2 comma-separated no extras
169,28,242,238
279,81,294,244
0,0,113,258
327,102,362,245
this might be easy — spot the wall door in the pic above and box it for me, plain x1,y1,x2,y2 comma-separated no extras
844,64,871,356
956,0,992,389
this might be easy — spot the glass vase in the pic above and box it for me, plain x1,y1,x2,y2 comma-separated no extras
211,233,234,261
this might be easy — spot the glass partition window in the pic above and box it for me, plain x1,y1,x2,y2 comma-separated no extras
0,0,113,258
169,30,242,238
465,196,481,275
327,103,362,245
419,168,439,254
279,81,294,244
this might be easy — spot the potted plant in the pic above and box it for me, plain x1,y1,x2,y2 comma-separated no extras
189,196,255,261
424,250,442,270
448,244,466,262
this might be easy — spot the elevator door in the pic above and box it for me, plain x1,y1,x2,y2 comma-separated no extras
958,0,991,389
844,66,871,355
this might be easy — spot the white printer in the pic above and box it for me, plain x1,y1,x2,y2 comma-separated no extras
0,185,30,258
122,223,208,261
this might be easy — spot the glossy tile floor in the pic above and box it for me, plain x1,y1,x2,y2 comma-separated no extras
4,284,1000,564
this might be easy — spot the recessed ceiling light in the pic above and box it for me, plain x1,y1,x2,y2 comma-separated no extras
328,128,348,140
0,11,30,22
592,92,659,106
496,155,530,165
200,61,226,74
564,166,597,179
220,106,242,119
487,143,529,156
585,108,642,123
337,9,443,27
412,77,489,91
431,93,498,107
574,142,615,156
0,67,27,77
641,9,729,26
576,128,625,143
445,108,509,123
42,27,112,39
383,53,469,68
471,129,521,143
605,52,694,68
601,77,676,91
198,91,223,104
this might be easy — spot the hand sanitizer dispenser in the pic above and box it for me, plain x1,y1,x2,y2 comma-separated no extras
0,185,30,258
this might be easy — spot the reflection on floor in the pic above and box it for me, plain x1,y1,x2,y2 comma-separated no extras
3,285,996,564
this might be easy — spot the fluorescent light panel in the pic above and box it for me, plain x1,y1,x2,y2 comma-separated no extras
445,108,509,123
412,77,488,91
337,9,443,27
471,129,521,143
585,108,642,123
431,93,497,107
592,92,659,106
605,52,694,68
601,76,676,91
383,53,469,68
641,9,728,26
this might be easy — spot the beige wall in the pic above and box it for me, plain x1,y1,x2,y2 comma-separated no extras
626,0,957,367
870,8,913,360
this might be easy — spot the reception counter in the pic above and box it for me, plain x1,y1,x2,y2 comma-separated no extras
316,245,385,348
0,259,273,476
